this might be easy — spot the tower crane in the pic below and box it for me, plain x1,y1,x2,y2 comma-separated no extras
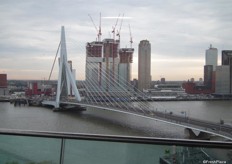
116,13,124,41
88,13,102,41
129,24,133,48
112,14,120,40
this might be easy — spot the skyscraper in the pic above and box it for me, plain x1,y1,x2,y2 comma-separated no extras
204,45,218,92
205,44,218,71
86,38,134,94
221,50,232,94
215,50,232,95
138,40,151,91
204,65,213,88
118,48,134,85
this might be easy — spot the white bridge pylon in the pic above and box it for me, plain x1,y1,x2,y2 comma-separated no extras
55,26,81,108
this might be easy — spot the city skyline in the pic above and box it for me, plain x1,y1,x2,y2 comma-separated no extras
1,0,232,81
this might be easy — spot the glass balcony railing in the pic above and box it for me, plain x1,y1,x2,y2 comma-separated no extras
0,129,231,164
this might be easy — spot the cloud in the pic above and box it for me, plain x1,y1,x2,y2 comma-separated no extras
1,0,232,80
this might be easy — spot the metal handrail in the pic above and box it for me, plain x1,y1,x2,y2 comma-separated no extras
0,129,231,149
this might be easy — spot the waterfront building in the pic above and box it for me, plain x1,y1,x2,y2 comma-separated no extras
215,65,230,94
0,74,8,95
183,45,218,94
222,50,232,65
205,44,218,71
118,48,134,85
202,45,218,92
25,81,52,96
204,65,213,89
86,41,104,89
149,84,186,97
101,39,120,90
160,78,166,84
214,50,232,95
86,38,134,97
138,40,151,91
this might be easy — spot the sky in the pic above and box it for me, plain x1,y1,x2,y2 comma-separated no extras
1,0,232,81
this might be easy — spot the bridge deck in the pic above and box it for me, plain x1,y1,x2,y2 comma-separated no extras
57,101,232,141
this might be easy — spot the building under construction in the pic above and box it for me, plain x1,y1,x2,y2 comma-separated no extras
85,14,134,97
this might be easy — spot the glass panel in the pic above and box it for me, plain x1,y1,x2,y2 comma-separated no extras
0,133,230,163
63,139,169,164
0,134,61,164
63,139,231,164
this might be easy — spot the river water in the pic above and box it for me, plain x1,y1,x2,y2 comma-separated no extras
0,101,231,163
0,100,231,139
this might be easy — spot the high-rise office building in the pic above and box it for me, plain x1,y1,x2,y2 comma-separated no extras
205,44,218,71
86,38,133,93
220,50,232,94
86,41,104,87
222,50,232,65
118,48,134,84
204,65,213,88
215,65,230,94
138,40,151,91
215,50,232,95
203,45,218,92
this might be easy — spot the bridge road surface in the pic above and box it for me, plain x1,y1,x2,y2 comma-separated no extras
59,101,232,140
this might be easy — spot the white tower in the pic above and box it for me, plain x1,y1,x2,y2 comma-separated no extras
205,44,218,71
55,26,81,108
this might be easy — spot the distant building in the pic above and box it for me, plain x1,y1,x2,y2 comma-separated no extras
150,83,185,96
201,45,218,93
205,44,218,71
215,65,230,94
25,81,52,96
118,48,134,84
138,40,151,91
204,65,213,89
222,50,232,65
182,81,213,94
0,74,7,88
85,38,134,96
214,50,232,96
0,74,8,95
160,78,165,84
183,45,218,94
86,41,104,89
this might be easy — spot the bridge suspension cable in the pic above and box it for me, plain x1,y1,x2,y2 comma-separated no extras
43,30,232,140
65,42,166,115
84,68,135,111
64,40,167,113
48,41,61,81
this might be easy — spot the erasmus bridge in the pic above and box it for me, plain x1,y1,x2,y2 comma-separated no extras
42,26,232,141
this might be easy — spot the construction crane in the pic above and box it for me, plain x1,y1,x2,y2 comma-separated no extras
129,24,133,48
98,12,102,41
88,13,102,41
116,13,124,41
112,14,120,40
